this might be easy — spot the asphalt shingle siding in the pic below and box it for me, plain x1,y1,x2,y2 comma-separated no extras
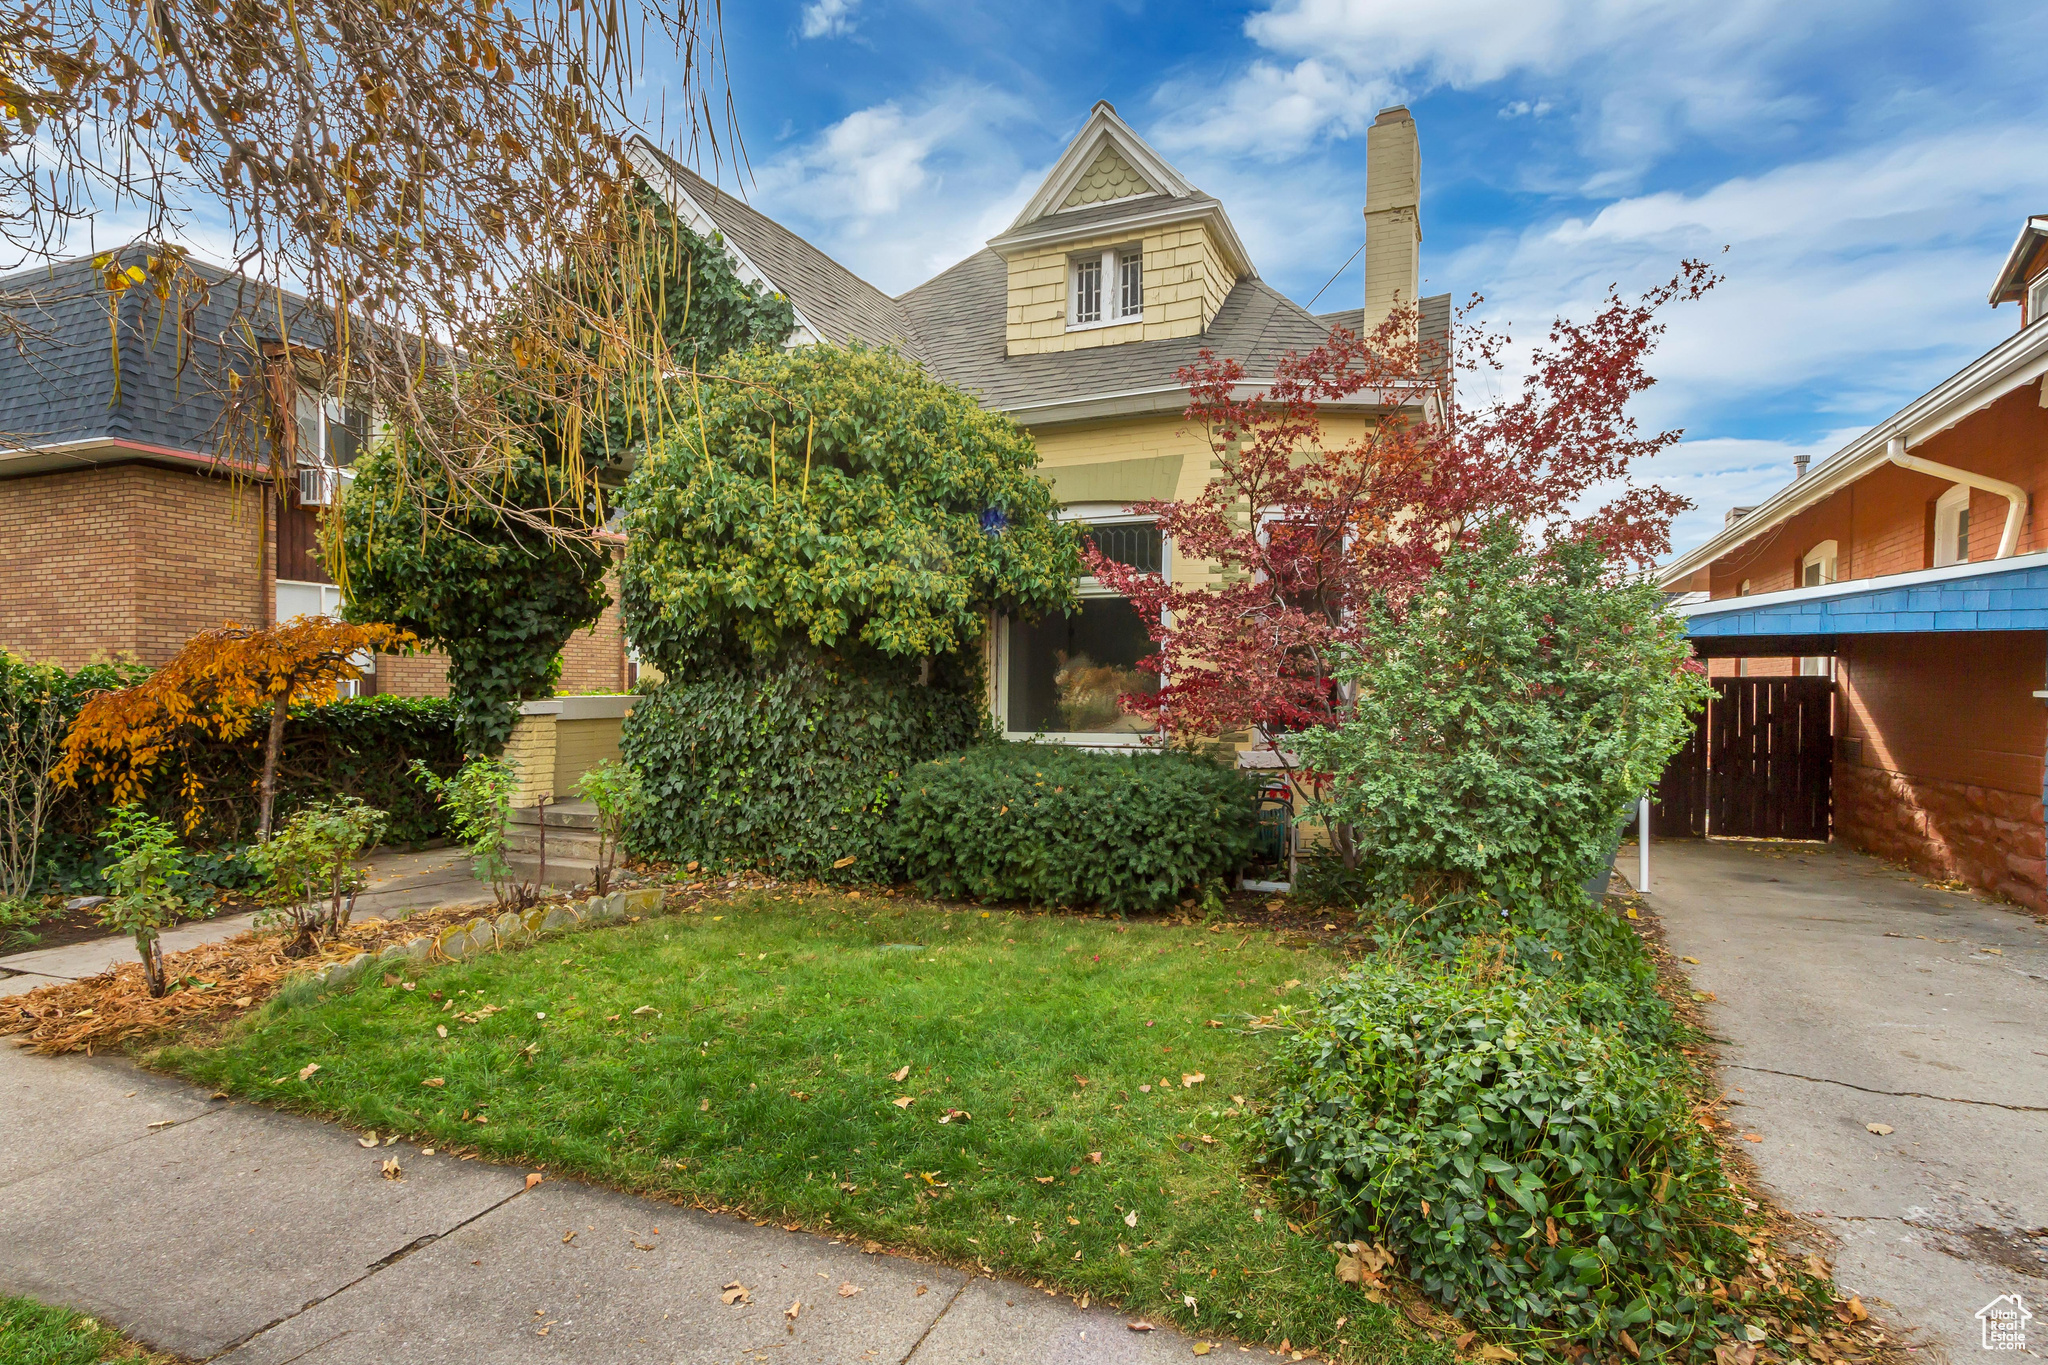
1,253,330,459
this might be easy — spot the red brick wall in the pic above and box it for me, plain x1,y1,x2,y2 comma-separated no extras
370,580,625,700
1706,383,2048,599
1834,631,2046,908
1,463,272,668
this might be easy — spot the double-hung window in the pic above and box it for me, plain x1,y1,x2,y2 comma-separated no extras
1933,484,1972,567
996,510,1164,743
1068,245,1142,329
293,378,366,506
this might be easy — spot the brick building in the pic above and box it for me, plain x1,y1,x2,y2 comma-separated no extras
0,255,629,693
1659,215,2048,908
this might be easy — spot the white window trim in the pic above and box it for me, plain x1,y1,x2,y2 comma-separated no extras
993,508,1168,747
1066,246,1144,331
2029,273,2048,326
1933,482,1973,567
1801,539,1838,588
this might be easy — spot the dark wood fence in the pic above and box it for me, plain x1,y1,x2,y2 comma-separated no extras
1651,676,1833,840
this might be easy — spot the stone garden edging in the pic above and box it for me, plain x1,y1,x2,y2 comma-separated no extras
307,887,667,990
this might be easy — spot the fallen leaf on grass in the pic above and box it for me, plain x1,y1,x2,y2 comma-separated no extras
1181,1073,1205,1087
890,1065,911,1082
937,1109,970,1124
1034,1175,1055,1184
298,1063,321,1081
632,1005,658,1016
436,1025,448,1039
720,1281,750,1306
1124,1210,1139,1228
525,1173,544,1190
1865,1123,1893,1135
421,1077,445,1088
699,1098,711,1112
1197,1134,1216,1145
1479,1346,1520,1361
1087,1151,1102,1164
892,1096,915,1109
1456,1331,1479,1351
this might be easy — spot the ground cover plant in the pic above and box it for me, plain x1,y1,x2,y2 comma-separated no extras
0,1294,170,1365
890,744,1258,912
161,891,1445,1363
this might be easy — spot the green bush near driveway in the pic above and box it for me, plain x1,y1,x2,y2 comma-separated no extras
622,657,989,881
1265,957,1746,1356
890,744,1258,912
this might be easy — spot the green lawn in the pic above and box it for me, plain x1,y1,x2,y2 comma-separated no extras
162,889,1442,1362
0,1296,165,1365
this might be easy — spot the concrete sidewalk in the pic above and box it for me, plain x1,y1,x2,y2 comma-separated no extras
0,1041,1222,1362
1619,839,2048,1361
0,848,488,998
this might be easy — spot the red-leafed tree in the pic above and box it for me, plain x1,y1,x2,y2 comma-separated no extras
1088,263,1716,860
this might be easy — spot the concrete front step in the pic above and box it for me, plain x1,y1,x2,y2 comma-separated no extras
504,855,609,889
503,830,608,860
509,801,601,832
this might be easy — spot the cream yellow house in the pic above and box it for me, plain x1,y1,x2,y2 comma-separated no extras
626,102,1446,744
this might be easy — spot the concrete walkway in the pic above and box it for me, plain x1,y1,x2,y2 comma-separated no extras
1619,838,2048,1361
0,848,488,998
0,1043,1219,1363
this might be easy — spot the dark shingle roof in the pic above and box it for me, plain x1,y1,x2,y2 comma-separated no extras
0,254,330,460
1314,292,1452,360
898,247,1355,413
634,146,925,361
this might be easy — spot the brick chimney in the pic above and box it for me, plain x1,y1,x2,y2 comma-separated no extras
1363,105,1421,340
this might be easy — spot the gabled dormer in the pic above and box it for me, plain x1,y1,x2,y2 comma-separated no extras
1989,214,2048,331
987,102,1255,358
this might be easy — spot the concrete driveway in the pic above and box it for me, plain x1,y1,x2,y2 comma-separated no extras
1620,838,2048,1362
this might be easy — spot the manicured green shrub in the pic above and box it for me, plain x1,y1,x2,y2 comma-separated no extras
622,656,989,882
888,744,1257,912
1297,524,1708,910
1265,956,1746,1357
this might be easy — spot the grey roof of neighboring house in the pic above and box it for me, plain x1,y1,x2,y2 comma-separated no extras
0,252,328,463
898,247,1369,412
637,149,926,361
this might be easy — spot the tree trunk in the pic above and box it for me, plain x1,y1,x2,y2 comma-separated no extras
257,681,291,841
137,930,166,997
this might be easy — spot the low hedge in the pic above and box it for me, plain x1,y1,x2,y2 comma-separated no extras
621,656,989,881
1265,955,1746,1356
887,744,1257,912
47,695,463,873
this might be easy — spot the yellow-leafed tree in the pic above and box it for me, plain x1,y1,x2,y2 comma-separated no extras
55,618,416,840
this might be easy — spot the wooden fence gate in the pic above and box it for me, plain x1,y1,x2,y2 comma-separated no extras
1650,676,1833,840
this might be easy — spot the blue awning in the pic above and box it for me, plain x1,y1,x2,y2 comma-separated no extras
1678,551,2048,653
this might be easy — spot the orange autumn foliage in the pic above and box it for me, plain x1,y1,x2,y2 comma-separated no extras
55,617,416,834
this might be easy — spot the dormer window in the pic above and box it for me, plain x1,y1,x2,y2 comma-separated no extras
1068,245,1142,329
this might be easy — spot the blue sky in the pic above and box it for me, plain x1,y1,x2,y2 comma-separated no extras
643,0,2048,559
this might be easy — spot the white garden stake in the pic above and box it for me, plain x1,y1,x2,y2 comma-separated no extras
1637,796,1651,894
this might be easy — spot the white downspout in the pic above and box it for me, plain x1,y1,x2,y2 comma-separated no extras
1886,435,2030,558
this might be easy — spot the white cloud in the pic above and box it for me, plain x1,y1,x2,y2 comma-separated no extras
799,0,860,40
732,87,1042,293
1162,0,1837,171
